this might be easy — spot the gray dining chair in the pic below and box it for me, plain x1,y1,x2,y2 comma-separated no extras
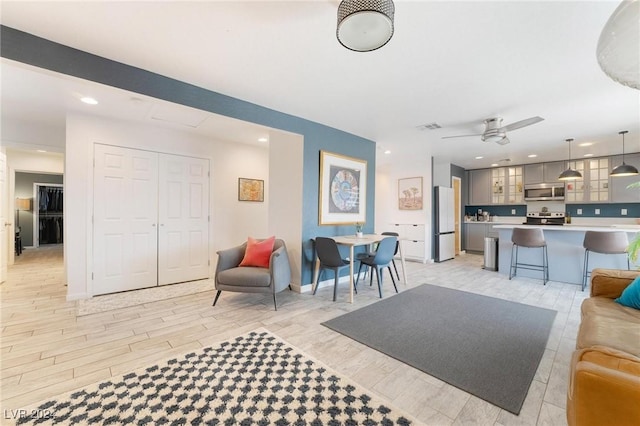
313,237,355,301
356,236,398,298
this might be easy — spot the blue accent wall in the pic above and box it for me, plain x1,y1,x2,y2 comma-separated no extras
1,25,376,287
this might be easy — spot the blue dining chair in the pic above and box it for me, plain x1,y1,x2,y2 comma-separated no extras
356,231,400,281
356,236,398,298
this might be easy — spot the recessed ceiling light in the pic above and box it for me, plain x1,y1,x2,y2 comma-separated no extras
578,142,593,147
583,153,594,157
491,163,499,167
258,137,268,142
80,97,98,105
475,156,483,159
36,149,47,153
528,154,537,158
384,150,391,154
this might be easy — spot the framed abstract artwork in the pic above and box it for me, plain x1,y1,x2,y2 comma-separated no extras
398,177,423,210
238,178,264,202
319,150,367,225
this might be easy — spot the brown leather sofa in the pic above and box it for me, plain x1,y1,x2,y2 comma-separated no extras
567,268,640,426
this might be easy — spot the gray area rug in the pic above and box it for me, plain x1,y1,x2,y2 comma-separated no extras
322,284,557,415
16,329,415,425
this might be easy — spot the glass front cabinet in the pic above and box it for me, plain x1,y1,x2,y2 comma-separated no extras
565,158,609,202
491,166,523,204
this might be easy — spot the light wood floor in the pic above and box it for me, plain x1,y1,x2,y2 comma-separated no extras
1,246,585,425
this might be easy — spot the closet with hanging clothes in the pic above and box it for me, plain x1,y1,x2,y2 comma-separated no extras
35,184,64,246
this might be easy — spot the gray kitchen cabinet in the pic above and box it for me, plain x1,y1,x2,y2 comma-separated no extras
524,163,543,184
465,223,486,252
464,170,470,205
610,153,640,202
524,161,565,184
469,169,491,205
543,161,566,183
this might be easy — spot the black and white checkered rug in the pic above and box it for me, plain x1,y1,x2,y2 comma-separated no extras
17,329,414,425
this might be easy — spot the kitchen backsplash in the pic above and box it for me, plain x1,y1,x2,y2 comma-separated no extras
465,205,526,217
565,203,640,218
466,203,639,218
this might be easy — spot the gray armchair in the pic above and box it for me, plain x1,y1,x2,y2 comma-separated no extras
213,238,292,310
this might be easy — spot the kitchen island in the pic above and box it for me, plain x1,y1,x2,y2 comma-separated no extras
493,224,639,286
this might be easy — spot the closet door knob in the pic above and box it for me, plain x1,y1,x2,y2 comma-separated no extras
152,224,156,227
4,222,12,227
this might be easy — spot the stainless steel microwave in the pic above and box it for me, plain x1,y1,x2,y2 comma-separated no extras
524,183,565,201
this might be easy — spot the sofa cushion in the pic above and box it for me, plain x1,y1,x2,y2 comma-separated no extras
615,275,640,310
578,298,640,357
217,267,271,288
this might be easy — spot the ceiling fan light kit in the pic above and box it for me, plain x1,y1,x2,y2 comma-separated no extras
597,0,640,90
337,0,395,52
442,116,544,145
610,130,639,176
558,138,583,181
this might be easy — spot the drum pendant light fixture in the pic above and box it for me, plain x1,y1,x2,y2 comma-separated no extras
611,130,639,176
337,0,395,52
596,0,640,90
558,138,583,181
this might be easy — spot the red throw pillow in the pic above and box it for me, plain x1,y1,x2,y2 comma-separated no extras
239,236,276,268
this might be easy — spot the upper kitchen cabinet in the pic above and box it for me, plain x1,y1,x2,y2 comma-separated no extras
565,157,610,203
469,166,523,205
491,166,523,204
507,166,524,203
469,169,491,205
610,153,640,202
524,161,565,184
491,168,506,204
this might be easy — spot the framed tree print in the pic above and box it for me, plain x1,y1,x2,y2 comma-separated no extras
319,150,367,225
398,177,423,210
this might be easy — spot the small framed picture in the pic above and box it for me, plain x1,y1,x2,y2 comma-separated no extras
398,177,423,210
238,178,264,202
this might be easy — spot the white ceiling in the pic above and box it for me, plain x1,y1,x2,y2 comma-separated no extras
1,1,639,169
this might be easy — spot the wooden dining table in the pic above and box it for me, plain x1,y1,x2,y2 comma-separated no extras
320,234,408,303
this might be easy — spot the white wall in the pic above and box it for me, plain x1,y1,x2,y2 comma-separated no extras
2,119,65,153
268,130,304,287
65,113,277,300
375,153,433,261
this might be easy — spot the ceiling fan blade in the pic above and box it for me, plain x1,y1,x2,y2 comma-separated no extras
500,116,544,132
496,136,510,145
441,134,483,139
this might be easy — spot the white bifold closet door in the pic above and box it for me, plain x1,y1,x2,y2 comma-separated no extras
94,144,159,294
93,144,209,295
158,154,209,285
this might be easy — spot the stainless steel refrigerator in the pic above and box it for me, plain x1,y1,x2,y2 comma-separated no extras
435,186,455,262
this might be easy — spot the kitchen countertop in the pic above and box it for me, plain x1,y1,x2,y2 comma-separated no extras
464,220,524,225
492,224,640,233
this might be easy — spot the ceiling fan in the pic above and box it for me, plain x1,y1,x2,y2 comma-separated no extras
442,116,544,145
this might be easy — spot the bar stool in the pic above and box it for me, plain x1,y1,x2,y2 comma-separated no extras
582,231,629,291
509,228,548,285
